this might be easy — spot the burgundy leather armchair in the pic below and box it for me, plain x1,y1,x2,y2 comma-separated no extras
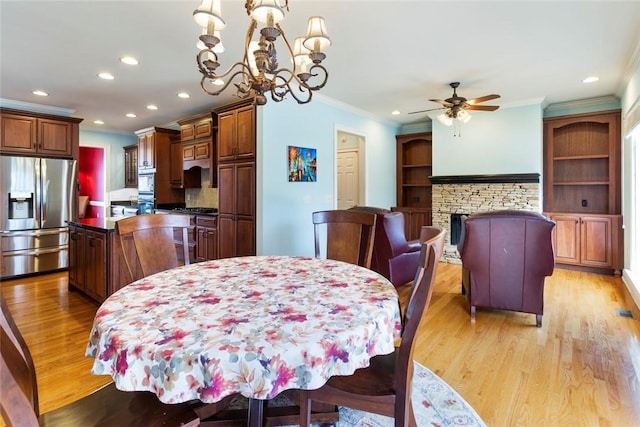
458,210,555,327
349,206,423,287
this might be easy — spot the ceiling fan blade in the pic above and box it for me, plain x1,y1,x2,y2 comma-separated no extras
466,104,500,111
428,99,453,107
467,94,501,104
408,107,445,115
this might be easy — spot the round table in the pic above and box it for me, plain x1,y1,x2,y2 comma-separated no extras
86,256,402,424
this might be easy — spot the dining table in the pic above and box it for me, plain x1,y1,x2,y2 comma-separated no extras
85,255,402,427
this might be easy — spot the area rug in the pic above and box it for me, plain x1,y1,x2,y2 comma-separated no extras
228,360,486,426
335,360,486,427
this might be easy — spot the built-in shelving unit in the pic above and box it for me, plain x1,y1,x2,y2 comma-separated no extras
544,111,620,214
543,109,622,275
393,132,432,240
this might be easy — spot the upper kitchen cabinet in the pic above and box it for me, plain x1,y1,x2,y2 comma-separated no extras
177,111,216,187
0,108,82,158
137,130,156,170
134,127,184,206
215,103,255,162
124,144,138,188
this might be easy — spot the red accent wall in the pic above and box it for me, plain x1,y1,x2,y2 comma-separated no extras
79,147,105,218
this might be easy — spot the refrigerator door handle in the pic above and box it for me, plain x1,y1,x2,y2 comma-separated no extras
3,246,68,257
1,229,68,237
35,158,43,225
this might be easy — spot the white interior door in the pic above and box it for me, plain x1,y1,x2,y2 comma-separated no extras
337,149,359,209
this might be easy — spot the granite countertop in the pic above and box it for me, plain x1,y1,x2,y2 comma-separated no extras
68,217,122,231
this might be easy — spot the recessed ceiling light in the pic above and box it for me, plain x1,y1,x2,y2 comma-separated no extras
391,110,401,115
147,105,158,110
94,120,104,125
120,56,139,65
126,113,137,118
177,92,190,99
98,72,115,80
582,76,599,83
212,78,224,86
33,90,48,96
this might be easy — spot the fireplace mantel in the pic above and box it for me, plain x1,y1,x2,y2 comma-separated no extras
430,173,540,184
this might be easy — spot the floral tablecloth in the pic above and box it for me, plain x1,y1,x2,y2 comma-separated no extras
86,256,402,404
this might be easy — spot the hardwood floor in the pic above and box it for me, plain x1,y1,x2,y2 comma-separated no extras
2,263,640,426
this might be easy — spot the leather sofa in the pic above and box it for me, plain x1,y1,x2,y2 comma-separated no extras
458,210,555,327
349,206,424,287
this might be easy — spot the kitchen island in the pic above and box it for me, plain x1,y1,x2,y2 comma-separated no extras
68,218,131,303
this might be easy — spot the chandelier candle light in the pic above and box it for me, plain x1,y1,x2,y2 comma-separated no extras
193,0,331,105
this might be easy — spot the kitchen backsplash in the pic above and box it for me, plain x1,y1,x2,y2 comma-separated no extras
185,168,218,208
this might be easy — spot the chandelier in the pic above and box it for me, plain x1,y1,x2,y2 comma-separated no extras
193,0,331,105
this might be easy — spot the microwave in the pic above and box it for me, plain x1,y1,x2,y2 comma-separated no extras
138,173,155,194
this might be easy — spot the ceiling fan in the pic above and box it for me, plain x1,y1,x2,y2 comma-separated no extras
409,82,500,124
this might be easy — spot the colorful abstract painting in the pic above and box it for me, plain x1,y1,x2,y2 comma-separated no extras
288,146,317,182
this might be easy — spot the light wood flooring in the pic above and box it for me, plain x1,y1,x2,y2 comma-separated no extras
2,263,640,426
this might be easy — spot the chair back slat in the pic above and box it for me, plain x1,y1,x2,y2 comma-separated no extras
1,294,40,425
312,210,376,269
394,243,439,423
115,214,192,282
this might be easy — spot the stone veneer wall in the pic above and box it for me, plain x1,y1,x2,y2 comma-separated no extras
432,182,540,263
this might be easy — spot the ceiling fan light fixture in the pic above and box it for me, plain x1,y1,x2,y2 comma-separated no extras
457,109,471,123
437,113,453,126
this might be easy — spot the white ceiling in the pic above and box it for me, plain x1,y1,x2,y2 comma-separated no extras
1,1,639,134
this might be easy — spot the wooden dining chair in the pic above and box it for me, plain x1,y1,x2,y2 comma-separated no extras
298,240,441,427
312,210,377,269
0,294,200,427
115,213,191,282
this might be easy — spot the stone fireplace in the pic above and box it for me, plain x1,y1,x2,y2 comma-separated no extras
430,174,541,263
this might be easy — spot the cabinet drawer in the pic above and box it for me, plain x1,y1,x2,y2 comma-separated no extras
196,216,217,228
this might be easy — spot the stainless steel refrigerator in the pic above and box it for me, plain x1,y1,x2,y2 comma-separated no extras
1,155,77,279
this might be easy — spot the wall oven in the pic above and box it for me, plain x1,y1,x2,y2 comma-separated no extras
138,173,155,194
138,172,155,214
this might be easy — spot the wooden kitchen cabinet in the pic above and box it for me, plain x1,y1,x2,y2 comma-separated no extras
135,127,184,207
178,111,216,186
137,131,156,170
196,216,217,262
546,213,623,275
68,225,85,291
215,101,256,259
0,108,82,158
218,162,255,258
171,138,200,189
85,230,107,301
69,221,137,303
124,144,138,188
68,224,107,302
217,104,255,162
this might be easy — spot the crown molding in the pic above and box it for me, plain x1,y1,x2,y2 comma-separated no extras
618,26,640,96
544,95,620,112
0,98,76,116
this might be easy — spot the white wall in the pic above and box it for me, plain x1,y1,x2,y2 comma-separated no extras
256,96,399,257
431,104,543,176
